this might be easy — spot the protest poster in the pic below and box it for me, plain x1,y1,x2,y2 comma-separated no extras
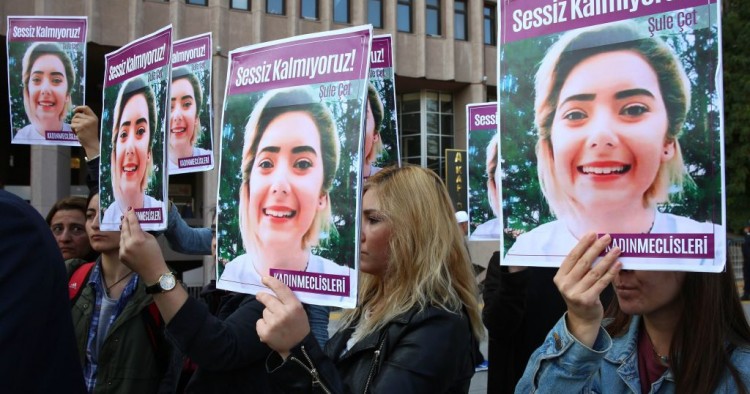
498,0,725,271
364,34,400,179
216,26,372,308
99,26,172,232
6,16,87,146
169,32,214,175
467,102,499,240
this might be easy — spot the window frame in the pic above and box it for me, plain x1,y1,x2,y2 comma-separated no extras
454,0,467,41
425,0,441,37
484,3,497,46
229,0,250,11
368,0,383,28
333,0,350,24
300,0,319,20
266,0,285,15
397,0,413,33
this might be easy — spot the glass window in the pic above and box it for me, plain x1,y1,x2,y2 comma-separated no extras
301,0,318,19
402,135,421,157
398,91,454,176
484,4,496,45
333,0,349,24
267,0,284,15
397,0,412,33
454,1,467,40
368,0,383,28
186,0,207,4
230,0,250,10
426,0,441,36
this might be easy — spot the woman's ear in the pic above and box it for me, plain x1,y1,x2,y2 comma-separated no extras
317,193,329,211
661,140,676,162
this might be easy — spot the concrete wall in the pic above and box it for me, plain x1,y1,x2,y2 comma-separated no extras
1,0,498,284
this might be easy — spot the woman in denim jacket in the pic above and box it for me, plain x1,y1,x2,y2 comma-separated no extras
516,234,750,393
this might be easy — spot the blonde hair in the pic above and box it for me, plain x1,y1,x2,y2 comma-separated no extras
342,165,484,340
534,21,690,217
238,86,340,256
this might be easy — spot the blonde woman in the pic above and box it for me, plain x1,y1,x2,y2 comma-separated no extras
257,165,483,393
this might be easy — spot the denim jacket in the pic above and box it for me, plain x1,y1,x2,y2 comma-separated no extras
516,314,750,393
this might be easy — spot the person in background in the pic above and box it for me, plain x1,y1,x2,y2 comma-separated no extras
517,234,750,393
71,191,178,393
47,196,96,261
258,165,483,393
456,210,469,236
0,189,86,393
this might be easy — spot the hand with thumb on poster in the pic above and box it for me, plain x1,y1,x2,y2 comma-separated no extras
71,105,100,160
553,233,622,348
119,208,187,324
119,208,169,282
256,276,311,360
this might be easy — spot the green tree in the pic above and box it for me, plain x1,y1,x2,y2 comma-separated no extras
722,0,750,232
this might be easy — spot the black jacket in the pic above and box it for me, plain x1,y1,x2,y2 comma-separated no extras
482,252,613,394
267,306,477,393
166,293,273,393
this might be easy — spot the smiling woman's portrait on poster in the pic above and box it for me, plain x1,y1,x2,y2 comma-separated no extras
101,76,164,226
10,41,83,144
218,86,352,298
500,18,724,269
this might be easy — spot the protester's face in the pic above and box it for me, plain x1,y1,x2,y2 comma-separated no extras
26,54,69,123
115,93,151,196
50,209,91,260
550,50,674,210
170,78,198,152
360,187,392,277
247,111,327,249
86,194,120,251
459,221,469,236
364,98,380,163
614,270,685,316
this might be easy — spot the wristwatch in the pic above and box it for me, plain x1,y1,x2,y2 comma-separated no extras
145,272,177,294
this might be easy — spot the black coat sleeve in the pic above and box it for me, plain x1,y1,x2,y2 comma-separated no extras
166,294,270,370
482,251,530,336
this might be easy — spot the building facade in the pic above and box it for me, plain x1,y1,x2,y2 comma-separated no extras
0,0,498,283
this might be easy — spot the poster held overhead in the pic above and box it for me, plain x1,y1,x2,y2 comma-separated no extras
498,0,725,271
216,26,373,308
169,33,214,175
364,34,400,179
6,16,87,146
99,26,172,232
466,102,499,241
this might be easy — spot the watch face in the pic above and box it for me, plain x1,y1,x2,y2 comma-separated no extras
160,273,176,291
